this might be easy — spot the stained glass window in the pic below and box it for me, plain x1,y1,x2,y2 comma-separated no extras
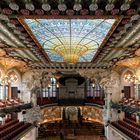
41,78,56,98
24,18,116,62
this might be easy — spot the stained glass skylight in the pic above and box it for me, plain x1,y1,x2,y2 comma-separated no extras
24,18,116,63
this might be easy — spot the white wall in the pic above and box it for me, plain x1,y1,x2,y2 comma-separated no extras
20,127,37,140
107,126,125,140
20,71,33,103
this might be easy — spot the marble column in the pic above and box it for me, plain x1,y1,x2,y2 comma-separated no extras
106,93,112,120
18,112,23,121
3,84,6,100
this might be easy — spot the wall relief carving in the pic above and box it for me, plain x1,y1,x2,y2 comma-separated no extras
77,69,120,94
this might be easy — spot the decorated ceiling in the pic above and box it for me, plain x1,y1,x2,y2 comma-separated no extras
0,0,140,70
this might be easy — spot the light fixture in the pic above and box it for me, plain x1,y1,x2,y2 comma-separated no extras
48,84,51,88
73,0,82,11
92,83,95,88
124,74,140,83
42,0,51,11
56,83,59,88
53,45,88,64
0,64,18,85
89,0,98,11
58,0,67,11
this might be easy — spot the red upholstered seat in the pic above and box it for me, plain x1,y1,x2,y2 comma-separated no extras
111,118,140,139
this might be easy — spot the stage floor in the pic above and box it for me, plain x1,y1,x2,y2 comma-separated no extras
38,135,106,140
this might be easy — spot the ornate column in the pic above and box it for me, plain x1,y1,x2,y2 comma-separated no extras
107,93,112,120
130,82,135,97
103,91,112,139
8,83,11,99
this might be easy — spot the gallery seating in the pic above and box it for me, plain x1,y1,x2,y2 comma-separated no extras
0,119,19,130
0,119,31,140
111,118,140,139
119,97,140,107
0,98,24,109
123,118,140,129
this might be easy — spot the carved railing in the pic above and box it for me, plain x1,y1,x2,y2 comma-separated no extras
0,103,32,115
111,101,140,115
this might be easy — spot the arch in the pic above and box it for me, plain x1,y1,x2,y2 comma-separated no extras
121,68,135,77
121,68,135,83
7,68,21,85
0,64,6,77
120,68,135,89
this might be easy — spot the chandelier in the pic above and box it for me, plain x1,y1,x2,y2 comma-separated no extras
53,45,88,64
0,60,18,85
0,71,18,85
124,74,140,83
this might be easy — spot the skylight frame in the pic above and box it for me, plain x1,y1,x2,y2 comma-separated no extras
17,15,122,63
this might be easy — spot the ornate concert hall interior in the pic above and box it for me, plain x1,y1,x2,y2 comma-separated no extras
0,0,140,140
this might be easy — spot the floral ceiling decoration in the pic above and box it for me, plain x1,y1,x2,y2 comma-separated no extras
116,57,140,69
77,69,120,93
135,48,140,57
124,72,140,84
7,70,19,83
0,57,27,70
0,49,6,57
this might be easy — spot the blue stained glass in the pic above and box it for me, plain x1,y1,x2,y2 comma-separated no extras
24,18,115,62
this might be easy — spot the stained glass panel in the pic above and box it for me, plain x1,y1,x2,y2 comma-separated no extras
24,18,116,62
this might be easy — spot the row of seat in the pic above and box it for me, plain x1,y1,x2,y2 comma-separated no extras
0,122,24,138
119,97,140,107
0,119,19,131
0,98,24,108
111,121,140,140
0,119,31,140
5,118,12,123
1,123,31,140
118,120,140,135
124,118,140,129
